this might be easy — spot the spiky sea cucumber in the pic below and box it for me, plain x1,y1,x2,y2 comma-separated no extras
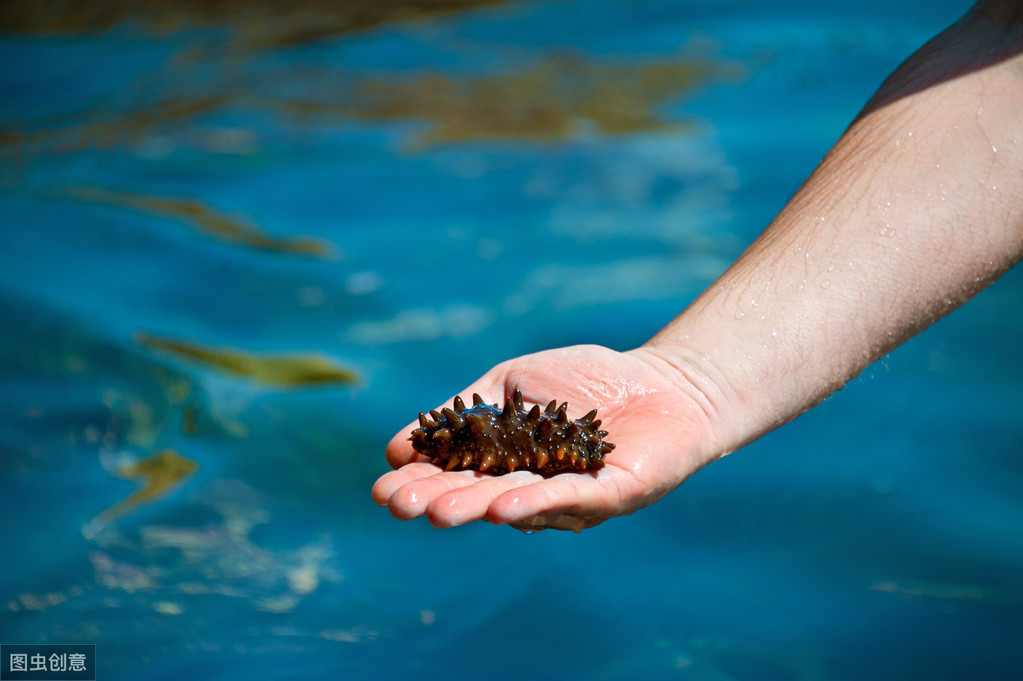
410,389,614,476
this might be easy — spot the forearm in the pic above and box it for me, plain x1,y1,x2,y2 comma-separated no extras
643,3,1023,455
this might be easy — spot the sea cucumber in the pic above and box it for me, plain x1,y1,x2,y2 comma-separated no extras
410,389,614,476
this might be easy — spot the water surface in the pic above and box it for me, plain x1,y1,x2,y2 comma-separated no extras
2,1,1021,679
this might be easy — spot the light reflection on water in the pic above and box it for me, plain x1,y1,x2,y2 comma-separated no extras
2,1,1021,680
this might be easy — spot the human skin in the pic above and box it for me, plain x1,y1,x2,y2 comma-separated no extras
371,0,1023,532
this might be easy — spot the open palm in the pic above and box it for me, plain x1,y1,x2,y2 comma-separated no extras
371,344,720,532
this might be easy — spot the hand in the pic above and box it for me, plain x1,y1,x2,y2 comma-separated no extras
371,344,723,532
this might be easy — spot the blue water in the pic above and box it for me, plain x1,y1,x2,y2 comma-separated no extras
2,1,1022,679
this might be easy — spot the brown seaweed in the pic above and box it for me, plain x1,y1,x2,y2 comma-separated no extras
0,0,515,47
319,53,726,147
59,186,336,258
94,449,199,524
136,333,358,387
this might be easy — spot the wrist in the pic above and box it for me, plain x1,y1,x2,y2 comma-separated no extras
625,342,748,464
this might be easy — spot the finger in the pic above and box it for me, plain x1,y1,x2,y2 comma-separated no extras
382,467,495,520
370,462,445,506
424,471,542,528
487,471,605,525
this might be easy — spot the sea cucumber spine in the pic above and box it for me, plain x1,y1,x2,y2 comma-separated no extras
409,389,614,476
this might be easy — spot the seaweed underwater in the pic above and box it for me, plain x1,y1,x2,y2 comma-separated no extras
136,333,359,388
